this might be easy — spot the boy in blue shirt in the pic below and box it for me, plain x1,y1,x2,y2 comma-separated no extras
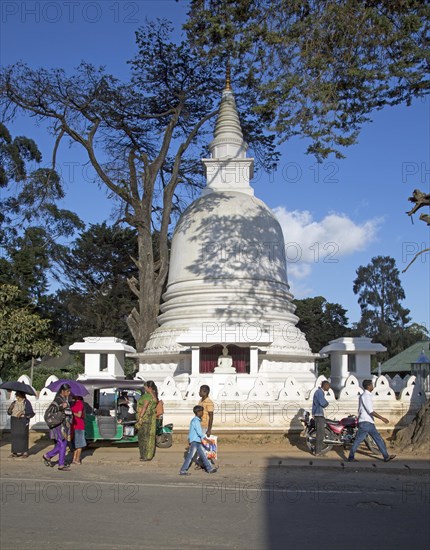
180,405,217,475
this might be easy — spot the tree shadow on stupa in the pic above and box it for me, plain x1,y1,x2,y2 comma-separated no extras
168,191,296,325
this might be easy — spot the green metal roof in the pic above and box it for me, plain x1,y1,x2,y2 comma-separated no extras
378,340,430,374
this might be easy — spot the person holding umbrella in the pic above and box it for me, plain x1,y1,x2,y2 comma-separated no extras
43,383,73,471
46,379,89,398
7,389,35,458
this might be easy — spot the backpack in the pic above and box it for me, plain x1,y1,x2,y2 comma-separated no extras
44,401,65,429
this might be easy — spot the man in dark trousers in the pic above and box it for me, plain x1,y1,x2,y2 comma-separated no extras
312,380,330,456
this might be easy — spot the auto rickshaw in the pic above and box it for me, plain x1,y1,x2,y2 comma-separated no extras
81,379,173,448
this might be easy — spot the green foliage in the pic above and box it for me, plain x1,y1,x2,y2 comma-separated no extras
0,284,60,376
0,122,42,186
353,255,410,326
1,227,50,300
0,124,83,247
294,296,350,353
187,0,430,159
352,255,425,357
317,358,331,379
44,223,139,344
124,358,138,380
2,361,84,392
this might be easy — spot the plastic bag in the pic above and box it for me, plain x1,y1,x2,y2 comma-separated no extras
202,435,218,461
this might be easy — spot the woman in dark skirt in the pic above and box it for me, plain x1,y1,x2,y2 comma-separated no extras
7,391,35,458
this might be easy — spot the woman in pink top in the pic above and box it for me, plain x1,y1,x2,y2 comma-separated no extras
71,396,86,464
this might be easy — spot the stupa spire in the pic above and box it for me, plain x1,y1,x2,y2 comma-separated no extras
202,66,254,196
209,65,247,159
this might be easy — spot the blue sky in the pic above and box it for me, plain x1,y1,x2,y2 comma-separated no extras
1,0,429,331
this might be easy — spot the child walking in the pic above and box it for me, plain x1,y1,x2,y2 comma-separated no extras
180,406,217,476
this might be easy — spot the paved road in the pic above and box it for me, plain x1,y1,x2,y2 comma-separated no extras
1,455,429,550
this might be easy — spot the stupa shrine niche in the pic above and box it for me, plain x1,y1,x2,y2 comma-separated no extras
131,75,319,398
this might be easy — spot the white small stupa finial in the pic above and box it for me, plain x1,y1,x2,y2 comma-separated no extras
225,60,232,92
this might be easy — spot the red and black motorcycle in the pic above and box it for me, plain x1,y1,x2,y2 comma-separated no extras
300,411,379,455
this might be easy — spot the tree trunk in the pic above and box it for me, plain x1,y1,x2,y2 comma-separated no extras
126,224,167,352
394,400,430,453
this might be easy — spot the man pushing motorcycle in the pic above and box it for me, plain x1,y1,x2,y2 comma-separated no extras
312,380,330,456
347,379,396,463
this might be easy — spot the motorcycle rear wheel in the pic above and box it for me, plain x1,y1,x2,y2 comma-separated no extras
306,427,333,455
156,432,173,449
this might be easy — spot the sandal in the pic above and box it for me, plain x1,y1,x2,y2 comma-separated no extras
72,460,82,465
43,455,54,467
19,452,29,459
58,465,71,471
9,453,18,458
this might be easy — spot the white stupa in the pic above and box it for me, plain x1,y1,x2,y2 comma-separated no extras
133,74,318,397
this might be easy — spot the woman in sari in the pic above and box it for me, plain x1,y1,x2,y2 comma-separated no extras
136,381,158,462
43,383,73,471
7,391,35,458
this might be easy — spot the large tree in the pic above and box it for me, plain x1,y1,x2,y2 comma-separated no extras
187,0,429,158
352,255,426,355
0,21,277,351
294,296,350,353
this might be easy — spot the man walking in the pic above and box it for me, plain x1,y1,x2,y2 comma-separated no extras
348,379,396,462
198,385,214,436
312,380,330,456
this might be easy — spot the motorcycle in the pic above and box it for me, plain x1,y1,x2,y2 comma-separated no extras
156,417,173,448
300,411,379,455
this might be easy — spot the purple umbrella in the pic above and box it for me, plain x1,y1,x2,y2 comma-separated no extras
46,379,89,397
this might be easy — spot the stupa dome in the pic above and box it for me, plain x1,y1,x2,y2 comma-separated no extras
159,190,297,327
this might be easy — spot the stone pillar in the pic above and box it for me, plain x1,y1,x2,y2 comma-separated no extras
191,346,200,376
250,346,259,375
329,352,349,393
84,353,103,377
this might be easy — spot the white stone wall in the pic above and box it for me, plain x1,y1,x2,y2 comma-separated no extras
0,374,426,432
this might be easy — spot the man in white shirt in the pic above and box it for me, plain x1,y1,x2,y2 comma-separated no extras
348,379,396,462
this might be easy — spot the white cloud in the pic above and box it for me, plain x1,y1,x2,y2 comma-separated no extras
273,207,382,267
